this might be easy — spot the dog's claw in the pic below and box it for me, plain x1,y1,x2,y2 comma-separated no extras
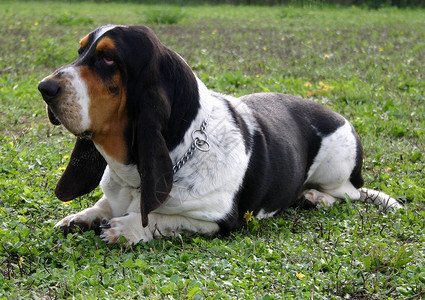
60,226,71,237
99,223,111,229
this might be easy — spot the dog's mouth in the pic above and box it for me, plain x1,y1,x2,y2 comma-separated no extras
46,105,93,140
47,106,61,126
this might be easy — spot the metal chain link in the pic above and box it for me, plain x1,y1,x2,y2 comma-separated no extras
172,118,210,174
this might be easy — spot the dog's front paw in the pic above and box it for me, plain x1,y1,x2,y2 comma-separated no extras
99,213,153,245
54,209,107,236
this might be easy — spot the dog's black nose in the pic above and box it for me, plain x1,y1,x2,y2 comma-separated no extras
38,80,61,104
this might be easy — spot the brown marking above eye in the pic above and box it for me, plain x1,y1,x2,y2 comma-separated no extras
96,37,116,52
79,33,90,49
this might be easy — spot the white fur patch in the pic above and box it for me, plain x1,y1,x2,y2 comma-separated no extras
100,212,219,245
305,120,358,190
256,209,279,219
66,67,91,131
94,25,121,41
95,147,140,188
360,188,403,210
159,75,252,221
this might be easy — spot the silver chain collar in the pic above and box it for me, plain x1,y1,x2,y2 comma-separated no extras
172,118,210,174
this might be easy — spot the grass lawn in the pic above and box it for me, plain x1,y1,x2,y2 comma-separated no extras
1,1,424,299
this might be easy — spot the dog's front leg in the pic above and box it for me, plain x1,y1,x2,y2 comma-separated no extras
54,196,113,235
100,212,220,245
54,166,137,236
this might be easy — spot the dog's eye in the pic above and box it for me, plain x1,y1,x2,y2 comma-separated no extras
103,56,115,66
78,47,84,55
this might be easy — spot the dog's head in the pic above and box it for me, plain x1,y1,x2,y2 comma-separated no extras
38,25,200,226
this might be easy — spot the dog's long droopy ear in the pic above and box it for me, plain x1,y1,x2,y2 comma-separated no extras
122,25,199,227
55,138,107,201
133,97,174,228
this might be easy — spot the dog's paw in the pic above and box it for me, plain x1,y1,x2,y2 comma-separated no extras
99,213,153,245
300,189,339,208
54,210,107,235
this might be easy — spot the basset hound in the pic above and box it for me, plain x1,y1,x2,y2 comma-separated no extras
38,25,402,245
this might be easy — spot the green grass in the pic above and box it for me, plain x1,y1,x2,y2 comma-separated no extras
1,1,424,299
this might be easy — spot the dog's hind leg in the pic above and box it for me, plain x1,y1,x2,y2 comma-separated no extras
322,181,402,210
300,181,402,210
358,188,403,210
300,181,360,207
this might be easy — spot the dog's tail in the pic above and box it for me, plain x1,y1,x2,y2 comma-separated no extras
359,188,403,210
